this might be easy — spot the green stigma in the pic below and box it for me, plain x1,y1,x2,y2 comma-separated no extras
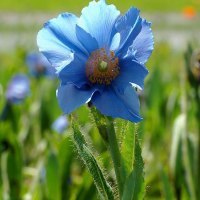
98,60,108,72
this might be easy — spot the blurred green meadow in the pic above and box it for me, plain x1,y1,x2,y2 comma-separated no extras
0,0,200,200
0,0,199,12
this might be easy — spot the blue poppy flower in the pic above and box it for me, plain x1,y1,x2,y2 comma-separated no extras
6,74,30,104
37,0,154,122
26,52,56,78
52,115,68,133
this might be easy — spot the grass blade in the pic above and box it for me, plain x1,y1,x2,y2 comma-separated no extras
160,168,175,200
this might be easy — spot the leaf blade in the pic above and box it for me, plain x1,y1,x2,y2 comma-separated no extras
122,132,145,200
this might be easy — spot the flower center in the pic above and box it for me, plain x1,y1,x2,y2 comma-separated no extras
86,48,119,85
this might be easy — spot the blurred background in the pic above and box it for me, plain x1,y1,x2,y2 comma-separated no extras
0,0,199,51
0,0,200,200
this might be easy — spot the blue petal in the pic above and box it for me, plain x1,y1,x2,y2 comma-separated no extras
115,7,142,56
127,20,154,64
37,13,88,70
58,54,88,88
92,85,142,122
113,58,148,91
110,33,120,51
76,25,99,53
78,0,120,48
57,84,96,114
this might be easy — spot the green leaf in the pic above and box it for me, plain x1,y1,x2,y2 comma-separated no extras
90,106,108,142
170,114,184,178
120,122,135,181
160,168,175,200
186,135,197,186
46,152,61,200
58,137,74,200
184,135,197,200
76,170,96,200
32,184,42,200
171,114,197,200
122,133,145,200
7,140,22,199
71,118,114,200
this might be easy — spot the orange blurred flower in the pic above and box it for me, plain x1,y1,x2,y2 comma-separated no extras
183,6,197,19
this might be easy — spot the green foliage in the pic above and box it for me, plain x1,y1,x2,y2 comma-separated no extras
7,142,23,199
120,122,135,180
160,168,175,200
122,132,145,200
0,42,199,200
46,152,61,200
71,117,114,200
170,114,185,189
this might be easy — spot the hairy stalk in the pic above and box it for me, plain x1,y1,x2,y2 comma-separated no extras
105,117,123,199
90,106,123,198
90,106,108,142
71,115,114,200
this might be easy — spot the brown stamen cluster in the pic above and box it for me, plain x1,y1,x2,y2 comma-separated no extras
86,48,119,85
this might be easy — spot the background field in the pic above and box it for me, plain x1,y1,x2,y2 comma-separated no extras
0,0,199,12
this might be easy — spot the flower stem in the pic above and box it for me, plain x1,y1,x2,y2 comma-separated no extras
105,117,123,198
90,106,123,198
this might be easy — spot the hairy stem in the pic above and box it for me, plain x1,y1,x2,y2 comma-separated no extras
90,106,123,198
105,117,123,198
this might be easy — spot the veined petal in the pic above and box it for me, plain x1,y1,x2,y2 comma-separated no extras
92,85,142,122
78,0,120,48
57,84,96,114
128,20,154,64
58,54,88,88
37,1,153,121
76,25,99,53
113,58,148,91
37,13,88,69
115,7,142,55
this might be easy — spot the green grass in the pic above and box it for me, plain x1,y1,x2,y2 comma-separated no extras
0,0,198,12
0,42,199,199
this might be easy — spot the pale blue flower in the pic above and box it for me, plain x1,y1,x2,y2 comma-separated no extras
26,52,56,78
52,115,68,133
6,74,30,104
37,0,154,122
